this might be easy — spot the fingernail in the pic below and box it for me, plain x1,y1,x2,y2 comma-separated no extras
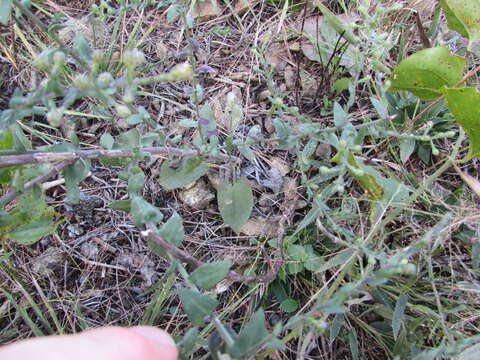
130,326,176,349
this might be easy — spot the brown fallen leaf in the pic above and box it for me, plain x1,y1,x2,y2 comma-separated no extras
453,163,480,199
189,0,222,21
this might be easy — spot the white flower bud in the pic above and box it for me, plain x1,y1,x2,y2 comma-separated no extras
115,104,132,118
46,108,63,127
97,72,114,88
169,63,194,81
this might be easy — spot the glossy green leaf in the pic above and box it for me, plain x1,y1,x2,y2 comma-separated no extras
130,196,163,227
159,156,209,189
178,288,218,327
9,216,57,245
230,309,270,357
0,0,12,25
217,177,253,233
444,87,480,158
440,0,480,50
389,47,467,101
190,260,232,289
392,294,408,340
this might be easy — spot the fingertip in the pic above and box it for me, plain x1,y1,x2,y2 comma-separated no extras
130,326,178,360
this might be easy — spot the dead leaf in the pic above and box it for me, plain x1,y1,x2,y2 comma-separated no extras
179,180,215,209
233,0,250,15
241,218,277,237
265,43,288,71
453,163,480,199
270,157,290,176
189,0,222,21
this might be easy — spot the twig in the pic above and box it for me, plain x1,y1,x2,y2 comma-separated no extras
141,198,296,284
0,160,76,206
0,146,233,169
415,12,431,49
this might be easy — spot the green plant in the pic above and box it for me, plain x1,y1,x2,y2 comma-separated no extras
1,0,480,359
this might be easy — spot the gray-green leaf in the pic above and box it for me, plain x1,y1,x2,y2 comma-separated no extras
392,294,408,340
9,217,57,245
230,309,270,357
190,260,232,289
217,177,253,233
159,157,209,189
0,0,12,25
130,196,163,227
315,248,355,273
149,213,185,258
178,288,218,327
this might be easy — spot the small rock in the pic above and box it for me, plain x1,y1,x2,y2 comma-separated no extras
264,117,275,134
189,0,222,21
259,89,271,102
284,66,296,90
67,223,84,237
116,253,155,289
81,242,99,260
270,157,290,176
241,218,276,237
179,180,215,209
32,247,65,277
295,200,308,209
282,177,298,201
316,143,332,160
233,0,249,14
155,42,169,61
207,171,221,190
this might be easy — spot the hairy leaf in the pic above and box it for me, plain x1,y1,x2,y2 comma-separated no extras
149,213,185,258
389,47,467,101
130,196,163,227
392,294,408,340
314,1,359,44
217,178,253,233
190,260,232,289
230,309,270,357
315,248,355,273
9,216,57,245
159,156,209,189
64,159,90,204
178,288,218,327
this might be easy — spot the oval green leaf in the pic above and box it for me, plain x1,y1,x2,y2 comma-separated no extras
217,178,253,233
190,260,232,289
389,47,467,101
159,156,209,189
